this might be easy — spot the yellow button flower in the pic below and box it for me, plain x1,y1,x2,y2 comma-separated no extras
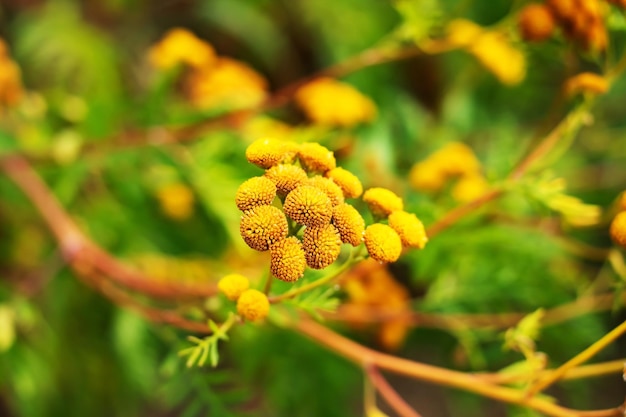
246,137,296,169
239,205,288,251
564,72,609,97
218,274,250,300
388,211,428,249
283,185,333,227
364,224,402,263
185,57,268,110
297,142,337,173
363,187,404,219
430,142,481,177
302,224,342,269
295,77,376,127
235,176,277,211
237,289,270,321
325,167,363,199
270,237,307,282
265,164,308,197
451,174,489,203
332,203,365,247
148,28,216,70
155,183,195,221
610,212,626,249
306,176,345,206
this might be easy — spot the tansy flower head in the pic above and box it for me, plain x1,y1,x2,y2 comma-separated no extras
564,72,609,97
306,176,345,206
283,185,333,227
246,137,296,169
297,142,337,173
295,77,376,127
364,224,403,263
264,164,308,197
409,160,448,193
388,211,428,249
185,57,268,110
363,187,404,219
451,174,489,203
240,205,288,251
218,274,250,300
155,183,195,221
332,203,365,246
302,224,342,269
235,176,276,211
518,4,556,42
237,289,270,321
270,237,306,282
325,167,363,198
148,28,216,70
610,212,626,249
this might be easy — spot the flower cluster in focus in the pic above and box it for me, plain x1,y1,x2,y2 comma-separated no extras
237,138,428,282
409,141,489,203
148,28,267,110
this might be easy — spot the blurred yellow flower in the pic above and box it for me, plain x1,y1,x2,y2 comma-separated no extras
363,187,403,218
270,236,307,282
564,72,609,97
237,289,270,321
295,77,376,127
218,274,250,300
451,174,490,203
302,224,342,269
148,28,216,70
446,19,483,47
0,39,23,108
469,32,526,85
610,212,626,249
155,183,195,221
409,160,448,193
242,116,293,143
185,57,268,110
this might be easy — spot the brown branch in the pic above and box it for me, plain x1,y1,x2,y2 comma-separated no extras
365,364,423,417
0,154,217,299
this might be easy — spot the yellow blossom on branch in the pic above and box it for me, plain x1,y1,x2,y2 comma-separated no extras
237,289,270,321
295,77,377,127
297,142,337,173
246,137,297,169
388,211,428,249
283,185,333,228
451,174,490,203
239,205,288,251
148,28,216,70
235,176,277,211
270,236,307,282
332,203,365,247
363,187,403,218
218,274,250,300
325,167,363,199
155,183,195,221
364,224,402,263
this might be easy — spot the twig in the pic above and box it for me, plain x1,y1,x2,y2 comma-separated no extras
365,364,423,417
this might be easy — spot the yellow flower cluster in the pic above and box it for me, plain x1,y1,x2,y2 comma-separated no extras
295,77,377,127
518,0,609,51
148,28,267,110
341,259,412,350
0,39,23,109
218,275,270,321
409,142,489,203
155,182,195,221
237,138,366,281
446,20,526,85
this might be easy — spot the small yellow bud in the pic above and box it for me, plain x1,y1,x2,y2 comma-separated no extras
218,274,250,300
363,188,404,218
246,138,296,169
297,143,336,173
302,224,342,269
240,205,288,251
235,176,277,211
283,185,333,227
237,289,270,321
388,211,428,249
325,167,363,198
332,203,365,246
270,237,307,282
610,212,626,249
364,224,402,263
306,176,345,206
264,164,308,197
